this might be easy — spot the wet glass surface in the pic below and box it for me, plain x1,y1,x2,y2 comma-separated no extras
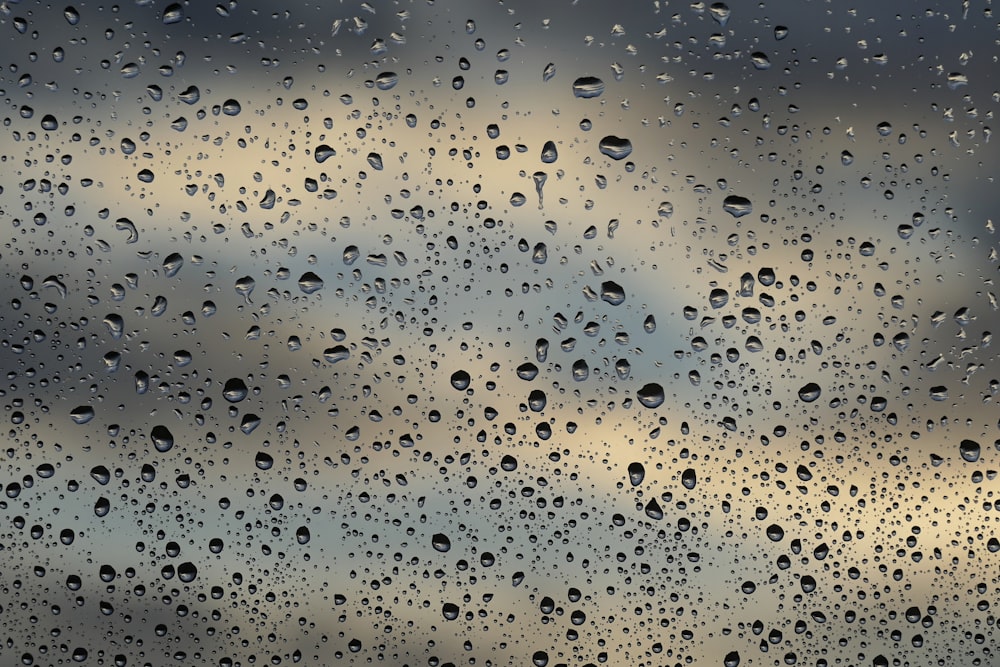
0,2,998,666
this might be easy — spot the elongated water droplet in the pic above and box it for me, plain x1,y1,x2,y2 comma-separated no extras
375,72,399,90
627,462,645,486
798,383,821,402
572,76,605,98
540,141,558,164
162,2,184,24
70,406,95,424
298,272,324,294
323,346,350,363
315,145,336,163
162,252,184,277
722,195,753,218
644,498,664,520
598,135,632,160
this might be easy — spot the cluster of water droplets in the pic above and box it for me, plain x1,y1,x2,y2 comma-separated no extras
0,1,997,667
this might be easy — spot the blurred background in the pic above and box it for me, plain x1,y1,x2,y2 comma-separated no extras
0,1,997,666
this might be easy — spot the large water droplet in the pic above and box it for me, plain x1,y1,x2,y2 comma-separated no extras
637,383,665,408
374,72,399,90
432,533,452,552
255,452,274,470
709,288,729,309
644,498,664,520
798,383,821,403
572,76,605,98
722,195,753,218
450,370,471,390
959,439,981,462
162,2,184,24
223,378,248,403
90,465,111,485
516,363,539,381
177,562,197,583
540,140,558,163
94,497,111,517
442,603,460,620
150,425,174,453
70,406,95,424
527,390,547,411
598,135,632,160
297,272,324,294
709,2,731,26
600,281,625,305
627,462,645,486
315,145,336,163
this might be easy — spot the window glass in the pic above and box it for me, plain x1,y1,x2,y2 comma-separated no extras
1,2,996,666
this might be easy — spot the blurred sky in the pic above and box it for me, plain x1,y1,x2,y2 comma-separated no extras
0,1,998,666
